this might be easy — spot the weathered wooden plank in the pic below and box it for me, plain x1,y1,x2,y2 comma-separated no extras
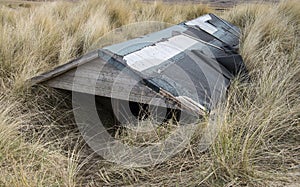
52,72,141,87
31,50,99,84
61,69,136,84
44,61,150,94
46,79,174,108
47,75,154,97
42,57,177,107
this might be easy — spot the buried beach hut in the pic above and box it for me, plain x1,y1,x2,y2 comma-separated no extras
31,14,246,123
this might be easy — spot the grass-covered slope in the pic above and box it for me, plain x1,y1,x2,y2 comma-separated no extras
0,0,299,186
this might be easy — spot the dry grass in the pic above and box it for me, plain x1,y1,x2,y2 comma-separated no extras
0,94,79,186
0,0,299,186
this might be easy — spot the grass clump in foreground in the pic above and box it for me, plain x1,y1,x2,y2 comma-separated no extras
0,0,299,186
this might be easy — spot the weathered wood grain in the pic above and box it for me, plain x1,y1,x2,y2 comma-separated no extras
44,58,176,108
31,50,99,85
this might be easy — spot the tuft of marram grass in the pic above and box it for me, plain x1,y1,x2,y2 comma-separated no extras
0,94,80,186
208,1,300,186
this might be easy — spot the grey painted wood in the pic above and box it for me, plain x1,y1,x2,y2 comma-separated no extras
44,58,176,108
31,50,99,84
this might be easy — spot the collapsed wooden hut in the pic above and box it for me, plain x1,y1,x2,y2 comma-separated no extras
31,14,246,122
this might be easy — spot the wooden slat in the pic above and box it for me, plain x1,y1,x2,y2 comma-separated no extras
47,80,173,108
44,58,177,108
31,50,99,85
